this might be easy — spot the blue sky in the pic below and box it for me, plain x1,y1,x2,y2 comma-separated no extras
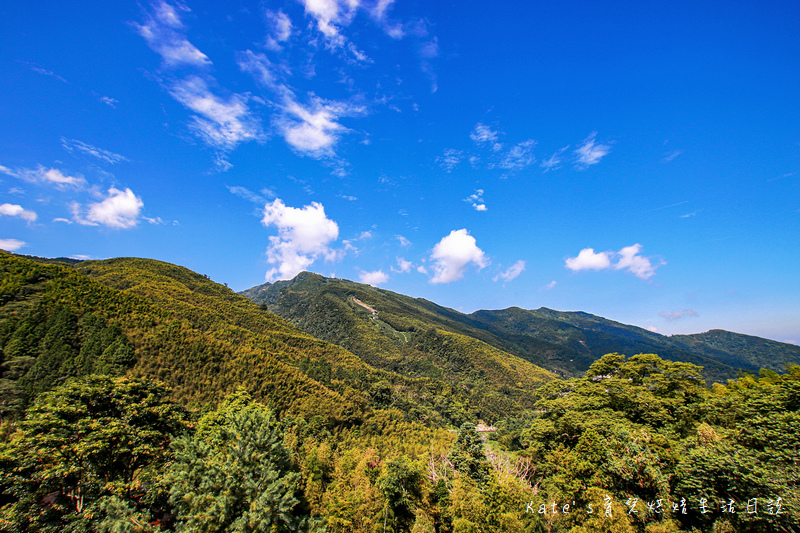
1,0,799,343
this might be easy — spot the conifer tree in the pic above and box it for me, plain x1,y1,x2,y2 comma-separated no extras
166,390,316,532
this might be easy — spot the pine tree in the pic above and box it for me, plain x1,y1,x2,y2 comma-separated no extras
166,390,316,532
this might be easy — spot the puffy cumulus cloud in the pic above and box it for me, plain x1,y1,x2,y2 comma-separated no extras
0,203,37,223
61,138,129,164
646,325,660,333
574,132,611,169
494,260,525,283
261,198,341,282
0,164,86,190
565,248,613,272
358,269,389,286
429,229,489,284
565,244,663,280
73,188,144,229
464,189,487,211
169,77,261,151
132,1,211,68
500,140,536,171
0,239,26,252
659,309,698,321
540,280,557,291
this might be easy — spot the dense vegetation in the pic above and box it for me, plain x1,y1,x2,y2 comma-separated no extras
245,273,800,382
1,253,797,531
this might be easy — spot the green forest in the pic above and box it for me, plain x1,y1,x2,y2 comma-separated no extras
0,252,797,532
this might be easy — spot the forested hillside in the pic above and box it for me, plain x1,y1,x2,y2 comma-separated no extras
1,253,797,532
243,273,800,383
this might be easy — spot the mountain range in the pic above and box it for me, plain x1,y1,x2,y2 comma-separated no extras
242,271,800,384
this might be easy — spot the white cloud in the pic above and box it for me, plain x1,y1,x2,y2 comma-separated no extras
416,264,428,274
236,50,284,92
500,140,536,171
615,243,661,280
0,165,86,190
659,309,698,321
0,239,26,252
359,230,372,239
300,0,359,45
646,325,659,333
359,269,388,286
264,9,293,50
541,146,568,172
99,96,118,107
169,77,261,151
494,260,525,283
133,1,211,68
429,229,489,284
0,203,37,223
261,198,341,281
396,234,411,247
391,257,413,273
61,138,129,164
464,189,487,211
662,150,683,163
565,248,613,272
574,132,611,169
540,280,557,291
565,244,663,280
437,149,463,172
277,96,362,158
73,188,144,229
470,123,502,151
227,185,273,204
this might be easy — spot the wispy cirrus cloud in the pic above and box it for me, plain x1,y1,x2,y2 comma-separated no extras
437,149,463,172
0,164,86,190
574,131,611,169
277,95,363,158
264,9,293,50
168,76,262,151
61,138,129,164
134,1,261,166
494,260,525,282
541,146,568,172
470,123,502,151
132,1,211,68
566,243,663,280
660,309,698,321
500,139,536,171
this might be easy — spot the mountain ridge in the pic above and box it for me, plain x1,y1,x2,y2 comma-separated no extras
242,271,800,382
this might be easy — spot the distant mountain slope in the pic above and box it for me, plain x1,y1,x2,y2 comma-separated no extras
673,329,800,372
244,272,800,383
1,253,552,426
242,272,555,414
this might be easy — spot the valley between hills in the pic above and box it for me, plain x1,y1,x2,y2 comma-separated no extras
0,252,797,532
